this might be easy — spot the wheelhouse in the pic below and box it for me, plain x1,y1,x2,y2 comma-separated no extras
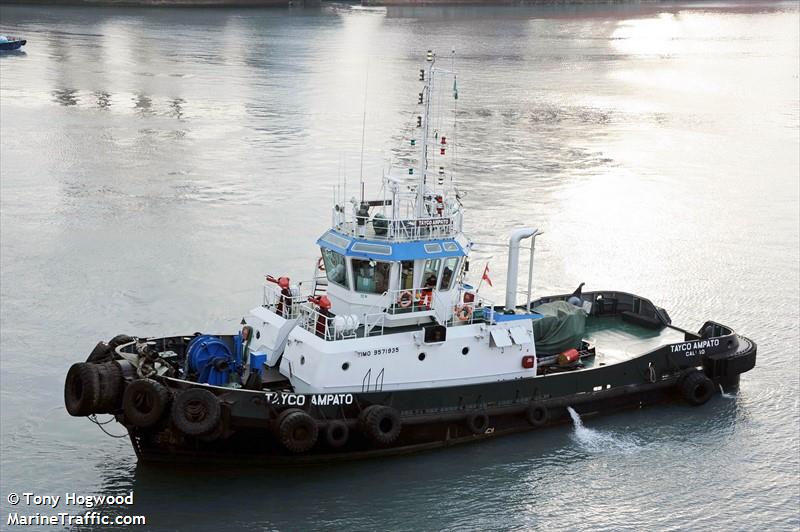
316,230,469,322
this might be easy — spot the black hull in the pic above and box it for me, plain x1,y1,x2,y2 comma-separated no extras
131,379,680,465
125,333,755,464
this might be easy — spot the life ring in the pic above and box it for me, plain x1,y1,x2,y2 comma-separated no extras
398,291,413,309
455,305,473,322
359,405,402,445
680,370,714,406
122,379,170,428
324,420,350,448
64,362,101,417
525,402,549,427
276,409,319,453
171,388,220,436
317,257,326,272
465,411,490,434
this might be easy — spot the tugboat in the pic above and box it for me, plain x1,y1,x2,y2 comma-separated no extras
64,51,757,464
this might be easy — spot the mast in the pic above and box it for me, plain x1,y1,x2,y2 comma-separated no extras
416,50,435,218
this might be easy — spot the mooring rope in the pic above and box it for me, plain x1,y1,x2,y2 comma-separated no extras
87,414,129,439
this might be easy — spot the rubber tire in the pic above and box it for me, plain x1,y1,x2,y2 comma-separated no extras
681,370,714,406
108,334,134,351
123,379,170,428
465,411,490,434
171,388,221,437
359,405,402,445
64,363,101,416
86,341,112,364
525,403,549,427
95,362,125,414
278,410,319,453
324,420,350,449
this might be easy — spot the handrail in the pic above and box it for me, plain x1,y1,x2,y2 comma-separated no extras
332,211,463,242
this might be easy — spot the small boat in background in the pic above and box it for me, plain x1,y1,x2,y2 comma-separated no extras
0,35,27,51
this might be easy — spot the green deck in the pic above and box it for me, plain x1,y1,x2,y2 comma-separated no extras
581,316,686,367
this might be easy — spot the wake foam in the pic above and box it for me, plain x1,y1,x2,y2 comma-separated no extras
567,407,642,454
718,384,736,399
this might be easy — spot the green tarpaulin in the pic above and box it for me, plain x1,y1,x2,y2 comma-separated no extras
532,301,586,354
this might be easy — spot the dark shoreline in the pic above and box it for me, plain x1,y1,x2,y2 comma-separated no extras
0,0,674,8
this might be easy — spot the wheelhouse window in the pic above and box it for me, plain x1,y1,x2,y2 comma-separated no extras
352,259,391,294
321,248,349,288
440,257,459,291
422,259,441,289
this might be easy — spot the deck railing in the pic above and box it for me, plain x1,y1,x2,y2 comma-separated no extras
264,281,496,341
332,210,463,242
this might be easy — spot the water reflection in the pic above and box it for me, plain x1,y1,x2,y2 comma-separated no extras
1,2,797,530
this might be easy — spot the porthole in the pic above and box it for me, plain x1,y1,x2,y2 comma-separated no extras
462,347,469,355
300,356,305,365
342,362,350,371
418,352,426,361
256,330,261,339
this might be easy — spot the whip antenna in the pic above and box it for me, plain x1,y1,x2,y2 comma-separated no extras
359,64,369,203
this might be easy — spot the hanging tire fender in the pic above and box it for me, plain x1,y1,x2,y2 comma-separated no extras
95,362,125,414
680,370,715,406
108,334,135,351
122,379,170,428
465,411,490,434
64,363,101,416
324,420,350,448
525,402,549,427
359,405,402,445
171,388,221,437
277,409,319,453
86,341,113,364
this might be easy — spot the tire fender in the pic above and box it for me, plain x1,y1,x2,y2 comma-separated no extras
680,370,715,406
525,402,549,427
359,405,402,445
64,363,101,416
277,410,319,453
324,420,350,448
95,362,125,414
465,411,490,434
122,379,170,428
171,388,221,436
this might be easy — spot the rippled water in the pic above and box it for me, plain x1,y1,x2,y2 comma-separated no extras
1,2,798,531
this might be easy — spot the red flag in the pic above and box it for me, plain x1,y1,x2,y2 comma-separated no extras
482,264,493,287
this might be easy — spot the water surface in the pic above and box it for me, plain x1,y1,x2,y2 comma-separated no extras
1,2,798,530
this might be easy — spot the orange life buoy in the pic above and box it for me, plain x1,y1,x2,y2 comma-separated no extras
455,305,473,322
317,256,326,272
398,291,413,309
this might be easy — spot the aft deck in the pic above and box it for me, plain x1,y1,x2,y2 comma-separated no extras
581,316,686,367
